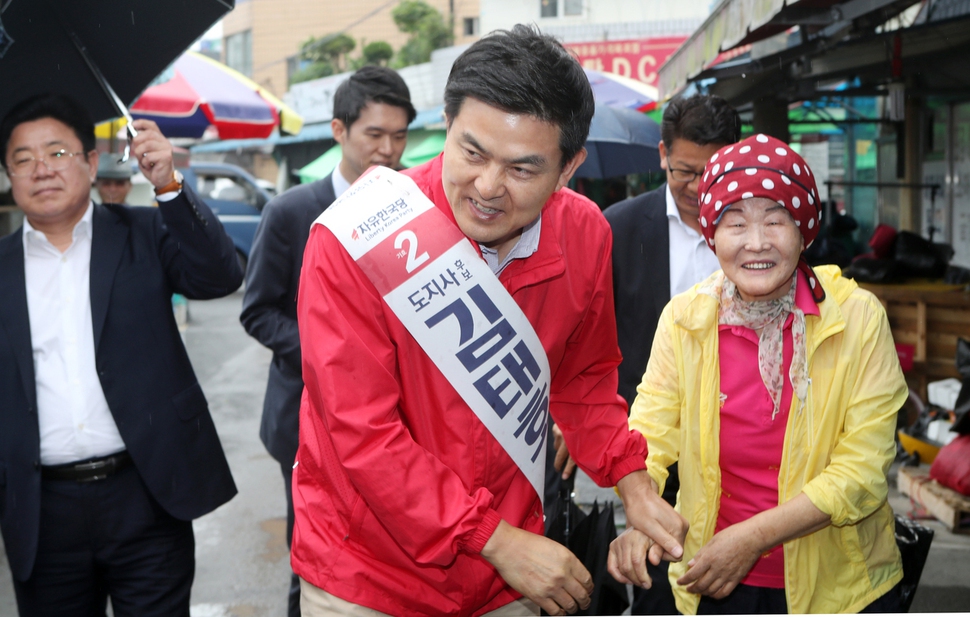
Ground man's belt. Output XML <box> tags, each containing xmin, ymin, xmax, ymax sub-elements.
<box><xmin>41</xmin><ymin>451</ymin><xmax>132</xmax><ymax>482</ymax></box>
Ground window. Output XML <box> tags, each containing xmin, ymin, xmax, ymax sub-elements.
<box><xmin>540</xmin><ymin>0</ymin><xmax>582</xmax><ymax>17</ymax></box>
<box><xmin>463</xmin><ymin>17</ymin><xmax>480</xmax><ymax>36</ymax></box>
<box><xmin>225</xmin><ymin>30</ymin><xmax>253</xmax><ymax>78</ymax></box>
<box><xmin>564</xmin><ymin>0</ymin><xmax>583</xmax><ymax>15</ymax></box>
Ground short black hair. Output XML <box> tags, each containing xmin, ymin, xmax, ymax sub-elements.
<box><xmin>661</xmin><ymin>94</ymin><xmax>740</xmax><ymax>151</ymax></box>
<box><xmin>444</xmin><ymin>24</ymin><xmax>594</xmax><ymax>168</ymax></box>
<box><xmin>1</xmin><ymin>94</ymin><xmax>96</xmax><ymax>163</ymax></box>
<box><xmin>332</xmin><ymin>66</ymin><xmax>417</xmax><ymax>130</ymax></box>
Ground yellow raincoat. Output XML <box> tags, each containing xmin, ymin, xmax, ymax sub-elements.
<box><xmin>630</xmin><ymin>265</ymin><xmax>906</xmax><ymax>614</ymax></box>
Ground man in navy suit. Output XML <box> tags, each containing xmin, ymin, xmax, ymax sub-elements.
<box><xmin>239</xmin><ymin>65</ymin><xmax>414</xmax><ymax>617</ymax></box>
<box><xmin>603</xmin><ymin>94</ymin><xmax>739</xmax><ymax>614</ymax></box>
<box><xmin>0</xmin><ymin>93</ymin><xmax>240</xmax><ymax>616</ymax></box>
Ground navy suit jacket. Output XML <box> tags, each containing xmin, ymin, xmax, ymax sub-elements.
<box><xmin>602</xmin><ymin>184</ymin><xmax>670</xmax><ymax>409</ymax></box>
<box><xmin>240</xmin><ymin>175</ymin><xmax>336</xmax><ymax>466</ymax></box>
<box><xmin>0</xmin><ymin>185</ymin><xmax>241</xmax><ymax>581</ymax></box>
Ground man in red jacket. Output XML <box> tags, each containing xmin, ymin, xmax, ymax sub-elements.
<box><xmin>292</xmin><ymin>25</ymin><xmax>687</xmax><ymax>617</ymax></box>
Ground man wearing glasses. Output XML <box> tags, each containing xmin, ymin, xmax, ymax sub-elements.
<box><xmin>0</xmin><ymin>94</ymin><xmax>240</xmax><ymax>616</ymax></box>
<box><xmin>602</xmin><ymin>94</ymin><xmax>739</xmax><ymax>615</ymax></box>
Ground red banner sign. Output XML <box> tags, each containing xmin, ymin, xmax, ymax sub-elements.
<box><xmin>564</xmin><ymin>37</ymin><xmax>688</xmax><ymax>87</ymax></box>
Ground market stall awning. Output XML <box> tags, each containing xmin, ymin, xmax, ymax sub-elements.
<box><xmin>658</xmin><ymin>0</ymin><xmax>852</xmax><ymax>99</ymax></box>
<box><xmin>700</xmin><ymin>7</ymin><xmax>970</xmax><ymax>106</ymax></box>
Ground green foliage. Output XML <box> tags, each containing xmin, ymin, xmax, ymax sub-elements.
<box><xmin>289</xmin><ymin>61</ymin><xmax>335</xmax><ymax>85</ymax></box>
<box><xmin>361</xmin><ymin>41</ymin><xmax>395</xmax><ymax>66</ymax></box>
<box><xmin>291</xmin><ymin>32</ymin><xmax>358</xmax><ymax>85</ymax></box>
<box><xmin>391</xmin><ymin>0</ymin><xmax>453</xmax><ymax>68</ymax></box>
<box><xmin>300</xmin><ymin>32</ymin><xmax>356</xmax><ymax>71</ymax></box>
<box><xmin>290</xmin><ymin>0</ymin><xmax>452</xmax><ymax>85</ymax></box>
<box><xmin>392</xmin><ymin>0</ymin><xmax>440</xmax><ymax>33</ymax></box>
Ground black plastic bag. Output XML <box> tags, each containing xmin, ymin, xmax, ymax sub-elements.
<box><xmin>894</xmin><ymin>231</ymin><xmax>953</xmax><ymax>279</ymax></box>
<box><xmin>895</xmin><ymin>514</ymin><xmax>935</xmax><ymax>612</ymax></box>
<box><xmin>843</xmin><ymin>257</ymin><xmax>900</xmax><ymax>283</ymax></box>
<box><xmin>944</xmin><ymin>264</ymin><xmax>970</xmax><ymax>285</ymax></box>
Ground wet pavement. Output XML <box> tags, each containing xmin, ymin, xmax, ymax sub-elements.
<box><xmin>1</xmin><ymin>289</ymin><xmax>968</xmax><ymax>614</ymax></box>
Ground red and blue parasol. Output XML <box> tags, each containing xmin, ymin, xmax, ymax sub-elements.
<box><xmin>584</xmin><ymin>68</ymin><xmax>659</xmax><ymax>113</ymax></box>
<box><xmin>131</xmin><ymin>51</ymin><xmax>302</xmax><ymax>139</ymax></box>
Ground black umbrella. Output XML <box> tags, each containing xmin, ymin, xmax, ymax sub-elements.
<box><xmin>544</xmin><ymin>474</ymin><xmax>630</xmax><ymax>616</ymax></box>
<box><xmin>0</xmin><ymin>0</ymin><xmax>233</xmax><ymax>155</ymax></box>
<box><xmin>895</xmin><ymin>514</ymin><xmax>934</xmax><ymax>612</ymax></box>
<box><xmin>576</xmin><ymin>104</ymin><xmax>661</xmax><ymax>179</ymax></box>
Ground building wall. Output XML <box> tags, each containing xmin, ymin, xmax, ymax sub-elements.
<box><xmin>481</xmin><ymin>0</ymin><xmax>711</xmax><ymax>36</ymax></box>
<box><xmin>222</xmin><ymin>0</ymin><xmax>480</xmax><ymax>98</ymax></box>
<box><xmin>286</xmin><ymin>44</ymin><xmax>468</xmax><ymax>124</ymax></box>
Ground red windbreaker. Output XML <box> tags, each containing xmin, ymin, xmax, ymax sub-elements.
<box><xmin>291</xmin><ymin>155</ymin><xmax>647</xmax><ymax>616</ymax></box>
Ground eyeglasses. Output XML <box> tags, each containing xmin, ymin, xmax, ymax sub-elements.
<box><xmin>6</xmin><ymin>148</ymin><xmax>86</xmax><ymax>177</ymax></box>
<box><xmin>666</xmin><ymin>157</ymin><xmax>703</xmax><ymax>183</ymax></box>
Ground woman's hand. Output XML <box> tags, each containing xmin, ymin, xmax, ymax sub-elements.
<box><xmin>675</xmin><ymin>523</ymin><xmax>763</xmax><ymax>599</ymax></box>
<box><xmin>616</xmin><ymin>471</ymin><xmax>688</xmax><ymax>563</ymax></box>
<box><xmin>608</xmin><ymin>527</ymin><xmax>655</xmax><ymax>589</ymax></box>
<box><xmin>676</xmin><ymin>493</ymin><xmax>830</xmax><ymax>599</ymax></box>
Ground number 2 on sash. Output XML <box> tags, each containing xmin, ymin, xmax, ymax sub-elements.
<box><xmin>394</xmin><ymin>230</ymin><xmax>430</xmax><ymax>273</ymax></box>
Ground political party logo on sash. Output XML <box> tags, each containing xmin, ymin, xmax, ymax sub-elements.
<box><xmin>315</xmin><ymin>166</ymin><xmax>551</xmax><ymax>502</ymax></box>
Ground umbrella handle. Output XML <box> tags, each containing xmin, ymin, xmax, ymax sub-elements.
<box><xmin>560</xmin><ymin>472</ymin><xmax>576</xmax><ymax>538</ymax></box>
<box><xmin>119</xmin><ymin>123</ymin><xmax>137</xmax><ymax>164</ymax></box>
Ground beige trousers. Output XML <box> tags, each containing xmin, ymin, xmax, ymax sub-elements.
<box><xmin>300</xmin><ymin>578</ymin><xmax>540</xmax><ymax>617</ymax></box>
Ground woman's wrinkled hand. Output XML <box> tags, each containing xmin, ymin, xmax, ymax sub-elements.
<box><xmin>675</xmin><ymin>523</ymin><xmax>763</xmax><ymax>599</ymax></box>
<box><xmin>607</xmin><ymin>527</ymin><xmax>655</xmax><ymax>589</ymax></box>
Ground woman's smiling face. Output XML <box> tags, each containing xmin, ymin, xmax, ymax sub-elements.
<box><xmin>713</xmin><ymin>197</ymin><xmax>804</xmax><ymax>302</ymax></box>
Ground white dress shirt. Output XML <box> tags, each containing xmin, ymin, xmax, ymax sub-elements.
<box><xmin>666</xmin><ymin>184</ymin><xmax>722</xmax><ymax>298</ymax></box>
<box><xmin>24</xmin><ymin>202</ymin><xmax>126</xmax><ymax>465</ymax></box>
<box><xmin>331</xmin><ymin>166</ymin><xmax>351</xmax><ymax>199</ymax></box>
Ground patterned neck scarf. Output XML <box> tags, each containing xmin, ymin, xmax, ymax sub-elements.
<box><xmin>717</xmin><ymin>273</ymin><xmax>809</xmax><ymax>419</ymax></box>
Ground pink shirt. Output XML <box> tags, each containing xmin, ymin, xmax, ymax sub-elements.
<box><xmin>715</xmin><ymin>272</ymin><xmax>819</xmax><ymax>588</ymax></box>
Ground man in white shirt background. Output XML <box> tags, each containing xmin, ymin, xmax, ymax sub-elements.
<box><xmin>0</xmin><ymin>93</ymin><xmax>241</xmax><ymax>616</ymax></box>
<box><xmin>602</xmin><ymin>94</ymin><xmax>740</xmax><ymax>615</ymax></box>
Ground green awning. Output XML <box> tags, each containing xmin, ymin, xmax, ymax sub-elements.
<box><xmin>400</xmin><ymin>131</ymin><xmax>446</xmax><ymax>168</ymax></box>
<box><xmin>297</xmin><ymin>129</ymin><xmax>447</xmax><ymax>184</ymax></box>
<box><xmin>297</xmin><ymin>144</ymin><xmax>342</xmax><ymax>184</ymax></box>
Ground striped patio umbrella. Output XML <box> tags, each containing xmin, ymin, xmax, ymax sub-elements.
<box><xmin>130</xmin><ymin>51</ymin><xmax>302</xmax><ymax>139</ymax></box>
<box><xmin>584</xmin><ymin>69</ymin><xmax>659</xmax><ymax>113</ymax></box>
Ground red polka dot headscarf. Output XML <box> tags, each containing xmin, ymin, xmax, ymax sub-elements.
<box><xmin>697</xmin><ymin>133</ymin><xmax>825</xmax><ymax>302</ymax></box>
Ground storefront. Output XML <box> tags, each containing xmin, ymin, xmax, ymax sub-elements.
<box><xmin>658</xmin><ymin>0</ymin><xmax>970</xmax><ymax>257</ymax></box>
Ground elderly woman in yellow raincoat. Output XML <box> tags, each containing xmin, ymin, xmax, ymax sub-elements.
<box><xmin>609</xmin><ymin>134</ymin><xmax>907</xmax><ymax>614</ymax></box>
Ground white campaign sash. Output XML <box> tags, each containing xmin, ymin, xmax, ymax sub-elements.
<box><xmin>314</xmin><ymin>166</ymin><xmax>551</xmax><ymax>503</ymax></box>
